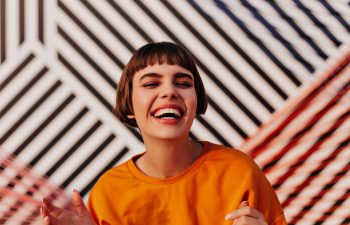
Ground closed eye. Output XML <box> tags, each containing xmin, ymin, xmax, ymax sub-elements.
<box><xmin>142</xmin><ymin>82</ymin><xmax>159</xmax><ymax>88</ymax></box>
<box><xmin>175</xmin><ymin>82</ymin><xmax>192</xmax><ymax>88</ymax></box>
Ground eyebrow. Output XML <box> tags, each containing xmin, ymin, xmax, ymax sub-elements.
<box><xmin>139</xmin><ymin>72</ymin><xmax>193</xmax><ymax>81</ymax></box>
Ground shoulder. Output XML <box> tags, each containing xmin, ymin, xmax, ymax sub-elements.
<box><xmin>90</xmin><ymin>160</ymin><xmax>132</xmax><ymax>192</ymax></box>
<box><xmin>202</xmin><ymin>141</ymin><xmax>256</xmax><ymax>168</ymax></box>
<box><xmin>200</xmin><ymin>141</ymin><xmax>266</xmax><ymax>180</ymax></box>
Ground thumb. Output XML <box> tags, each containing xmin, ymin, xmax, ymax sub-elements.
<box><xmin>239</xmin><ymin>201</ymin><xmax>249</xmax><ymax>208</ymax></box>
<box><xmin>72</xmin><ymin>189</ymin><xmax>88</xmax><ymax>217</ymax></box>
<box><xmin>224</xmin><ymin>201</ymin><xmax>250</xmax><ymax>220</ymax></box>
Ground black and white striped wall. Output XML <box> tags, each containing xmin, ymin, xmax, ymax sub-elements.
<box><xmin>1</xmin><ymin>1</ymin><xmax>349</xmax><ymax>224</ymax></box>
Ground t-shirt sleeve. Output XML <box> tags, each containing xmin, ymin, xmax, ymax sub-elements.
<box><xmin>247</xmin><ymin>157</ymin><xmax>288</xmax><ymax>225</ymax></box>
<box><xmin>87</xmin><ymin>185</ymin><xmax>100</xmax><ymax>225</ymax></box>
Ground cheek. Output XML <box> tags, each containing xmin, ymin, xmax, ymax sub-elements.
<box><xmin>132</xmin><ymin>89</ymin><xmax>153</xmax><ymax>116</ymax></box>
<box><xmin>186</xmin><ymin>92</ymin><xmax>198</xmax><ymax>114</ymax></box>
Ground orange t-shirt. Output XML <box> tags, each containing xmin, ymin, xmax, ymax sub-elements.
<box><xmin>87</xmin><ymin>141</ymin><xmax>287</xmax><ymax>225</ymax></box>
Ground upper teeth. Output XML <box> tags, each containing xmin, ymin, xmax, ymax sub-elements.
<box><xmin>154</xmin><ymin>108</ymin><xmax>181</xmax><ymax>117</ymax></box>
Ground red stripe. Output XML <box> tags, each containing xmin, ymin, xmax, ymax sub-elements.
<box><xmin>263</xmin><ymin>85</ymin><xmax>350</xmax><ymax>173</ymax></box>
<box><xmin>250</xmin><ymin>55</ymin><xmax>350</xmax><ymax>158</ymax></box>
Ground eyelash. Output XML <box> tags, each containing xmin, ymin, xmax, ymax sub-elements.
<box><xmin>176</xmin><ymin>82</ymin><xmax>192</xmax><ymax>88</ymax></box>
<box><xmin>142</xmin><ymin>82</ymin><xmax>193</xmax><ymax>88</ymax></box>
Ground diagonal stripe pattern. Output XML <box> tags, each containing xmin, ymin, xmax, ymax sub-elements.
<box><xmin>0</xmin><ymin>0</ymin><xmax>350</xmax><ymax>224</ymax></box>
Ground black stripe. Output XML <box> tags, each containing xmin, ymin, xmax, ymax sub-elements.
<box><xmin>0</xmin><ymin>80</ymin><xmax>61</xmax><ymax>145</ymax></box>
<box><xmin>162</xmin><ymin>0</ymin><xmax>275</xmax><ymax>113</ymax></box>
<box><xmin>19</xmin><ymin>0</ymin><xmax>25</xmax><ymax>44</ymax></box>
<box><xmin>61</xmin><ymin>133</ymin><xmax>116</xmax><ymax>188</ymax></box>
<box><xmin>0</xmin><ymin>0</ymin><xmax>5</xmax><ymax>63</ymax></box>
<box><xmin>208</xmin><ymin>97</ymin><xmax>248</xmax><ymax>139</ymax></box>
<box><xmin>38</xmin><ymin>0</ymin><xmax>44</xmax><ymax>43</ymax></box>
<box><xmin>267</xmin><ymin>0</ymin><xmax>328</xmax><ymax>60</ymax></box>
<box><xmin>13</xmin><ymin>94</ymin><xmax>75</xmax><ymax>156</ymax></box>
<box><xmin>189</xmin><ymin>131</ymin><xmax>198</xmax><ymax>141</ymax></box>
<box><xmin>196</xmin><ymin>116</ymin><xmax>231</xmax><ymax>147</ymax></box>
<box><xmin>80</xmin><ymin>0</ymin><xmax>135</xmax><ymax>52</ymax></box>
<box><xmin>80</xmin><ymin>147</ymin><xmax>129</xmax><ymax>197</ymax></box>
<box><xmin>293</xmin><ymin>0</ymin><xmax>341</xmax><ymax>47</ymax></box>
<box><xmin>28</xmin><ymin>107</ymin><xmax>89</xmax><ymax>166</ymax></box>
<box><xmin>340</xmin><ymin>215</ymin><xmax>350</xmax><ymax>225</ymax></box>
<box><xmin>0</xmin><ymin>54</ymin><xmax>35</xmax><ymax>91</ymax></box>
<box><xmin>241</xmin><ymin>0</ymin><xmax>315</xmax><ymax>73</ymax></box>
<box><xmin>267</xmin><ymin>104</ymin><xmax>349</xmax><ymax>176</ymax></box>
<box><xmin>105</xmin><ymin>0</ymin><xmax>153</xmax><ymax>42</ymax></box>
<box><xmin>1</xmin><ymin>67</ymin><xmax>48</xmax><ymax>116</ymax></box>
<box><xmin>58</xmin><ymin>0</ymin><xmax>124</xmax><ymax>68</ymax></box>
<box><xmin>214</xmin><ymin>0</ymin><xmax>301</xmax><ymax>86</ymax></box>
<box><xmin>45</xmin><ymin>121</ymin><xmax>102</xmax><ymax>177</ymax></box>
<box><xmin>134</xmin><ymin>0</ymin><xmax>261</xmax><ymax>127</ymax></box>
<box><xmin>58</xmin><ymin>52</ymin><xmax>141</xmax><ymax>142</ymax></box>
<box><xmin>188</xmin><ymin>0</ymin><xmax>289</xmax><ymax>100</ymax></box>
<box><xmin>58</xmin><ymin>26</ymin><xmax>117</xmax><ymax>88</ymax></box>
<box><xmin>58</xmin><ymin>53</ymin><xmax>113</xmax><ymax>110</ymax></box>
<box><xmin>319</xmin><ymin>0</ymin><xmax>350</xmax><ymax>33</ymax></box>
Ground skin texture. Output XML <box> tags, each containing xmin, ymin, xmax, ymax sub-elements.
<box><xmin>225</xmin><ymin>201</ymin><xmax>268</xmax><ymax>225</ymax></box>
<box><xmin>40</xmin><ymin>63</ymin><xmax>267</xmax><ymax>225</ymax></box>
<box><xmin>130</xmin><ymin>63</ymin><xmax>197</xmax><ymax>141</ymax></box>
<box><xmin>40</xmin><ymin>190</ymin><xmax>95</xmax><ymax>225</ymax></box>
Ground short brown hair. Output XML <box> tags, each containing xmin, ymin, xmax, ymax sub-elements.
<box><xmin>115</xmin><ymin>42</ymin><xmax>208</xmax><ymax>127</ymax></box>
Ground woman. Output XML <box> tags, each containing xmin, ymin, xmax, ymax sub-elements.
<box><xmin>41</xmin><ymin>42</ymin><xmax>287</xmax><ymax>225</ymax></box>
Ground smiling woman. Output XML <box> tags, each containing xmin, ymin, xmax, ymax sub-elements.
<box><xmin>40</xmin><ymin>42</ymin><xmax>287</xmax><ymax>225</ymax></box>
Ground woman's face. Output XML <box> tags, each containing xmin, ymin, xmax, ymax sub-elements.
<box><xmin>130</xmin><ymin>63</ymin><xmax>197</xmax><ymax>141</ymax></box>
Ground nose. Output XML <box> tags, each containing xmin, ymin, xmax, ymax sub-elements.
<box><xmin>160</xmin><ymin>83</ymin><xmax>178</xmax><ymax>99</ymax></box>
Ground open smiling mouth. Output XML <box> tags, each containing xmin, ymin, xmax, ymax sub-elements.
<box><xmin>153</xmin><ymin>108</ymin><xmax>183</xmax><ymax>120</ymax></box>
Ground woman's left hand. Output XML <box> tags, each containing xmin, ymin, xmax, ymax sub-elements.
<box><xmin>225</xmin><ymin>201</ymin><xmax>268</xmax><ymax>225</ymax></box>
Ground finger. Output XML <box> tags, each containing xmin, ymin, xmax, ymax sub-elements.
<box><xmin>225</xmin><ymin>206</ymin><xmax>262</xmax><ymax>220</ymax></box>
<box><xmin>41</xmin><ymin>201</ymin><xmax>52</xmax><ymax>222</ymax></box>
<box><xmin>238</xmin><ymin>201</ymin><xmax>249</xmax><ymax>208</ymax></box>
<box><xmin>225</xmin><ymin>201</ymin><xmax>249</xmax><ymax>220</ymax></box>
<box><xmin>43</xmin><ymin>198</ymin><xmax>62</xmax><ymax>217</ymax></box>
<box><xmin>72</xmin><ymin>189</ymin><xmax>88</xmax><ymax>217</ymax></box>
<box><xmin>43</xmin><ymin>215</ymin><xmax>50</xmax><ymax>225</ymax></box>
<box><xmin>234</xmin><ymin>215</ymin><xmax>267</xmax><ymax>225</ymax></box>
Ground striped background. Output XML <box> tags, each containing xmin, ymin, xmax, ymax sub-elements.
<box><xmin>0</xmin><ymin>0</ymin><xmax>349</xmax><ymax>224</ymax></box>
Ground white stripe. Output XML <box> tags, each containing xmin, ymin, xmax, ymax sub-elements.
<box><xmin>60</xmin><ymin>0</ymin><xmax>131</xmax><ymax>64</ymax></box>
<box><xmin>191</xmin><ymin>118</ymin><xmax>221</xmax><ymax>144</ymax></box>
<box><xmin>302</xmin><ymin>1</ymin><xmax>350</xmax><ymax>44</ymax></box>
<box><xmin>14</xmin><ymin>95</ymin><xmax>83</xmax><ymax>167</ymax></box>
<box><xmin>58</xmin><ymin>34</ymin><xmax>115</xmax><ymax>105</ymax></box>
<box><xmin>0</xmin><ymin>58</ymin><xmax>43</xmax><ymax>111</ymax></box>
<box><xmin>87</xmin><ymin>0</ymin><xmax>147</xmax><ymax>48</ymax></box>
<box><xmin>0</xmin><ymin>74</ymin><xmax>57</xmax><ymax>143</ymax></box>
<box><xmin>50</xmin><ymin>126</ymin><xmax>111</xmax><ymax>185</ymax></box>
<box><xmin>57</xmin><ymin>9</ymin><xmax>122</xmax><ymax>81</ymax></box>
<box><xmin>33</xmin><ymin>112</ymin><xmax>97</xmax><ymax>180</ymax></box>
<box><xmin>6</xmin><ymin>0</ymin><xmax>19</xmax><ymax>59</ymax></box>
<box><xmin>194</xmin><ymin>0</ymin><xmax>299</xmax><ymax>96</ymax></box>
<box><xmin>25</xmin><ymin>0</ymin><xmax>38</xmax><ymax>44</ymax></box>
<box><xmin>204</xmin><ymin>104</ymin><xmax>245</xmax><ymax>146</ymax></box>
<box><xmin>65</xmin><ymin>137</ymin><xmax>124</xmax><ymax>193</ymax></box>
<box><xmin>168</xmin><ymin>0</ymin><xmax>285</xmax><ymax>110</ymax></box>
<box><xmin>249</xmin><ymin>0</ymin><xmax>325</xmax><ymax>68</ymax></box>
<box><xmin>199</xmin><ymin>69</ymin><xmax>258</xmax><ymax>135</ymax></box>
<box><xmin>225</xmin><ymin>1</ymin><xmax>311</xmax><ymax>81</ymax></box>
<box><xmin>276</xmin><ymin>0</ymin><xmax>340</xmax><ymax>56</ymax></box>
<box><xmin>114</xmin><ymin>0</ymin><xmax>171</xmax><ymax>42</ymax></box>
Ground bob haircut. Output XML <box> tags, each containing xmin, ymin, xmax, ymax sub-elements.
<box><xmin>115</xmin><ymin>42</ymin><xmax>208</xmax><ymax>127</ymax></box>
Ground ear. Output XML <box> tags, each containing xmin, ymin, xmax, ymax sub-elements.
<box><xmin>127</xmin><ymin>114</ymin><xmax>135</xmax><ymax>119</ymax></box>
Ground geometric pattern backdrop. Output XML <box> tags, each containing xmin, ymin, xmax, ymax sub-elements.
<box><xmin>0</xmin><ymin>0</ymin><xmax>349</xmax><ymax>224</ymax></box>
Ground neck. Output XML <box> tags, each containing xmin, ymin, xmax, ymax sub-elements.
<box><xmin>136</xmin><ymin>137</ymin><xmax>202</xmax><ymax>179</ymax></box>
